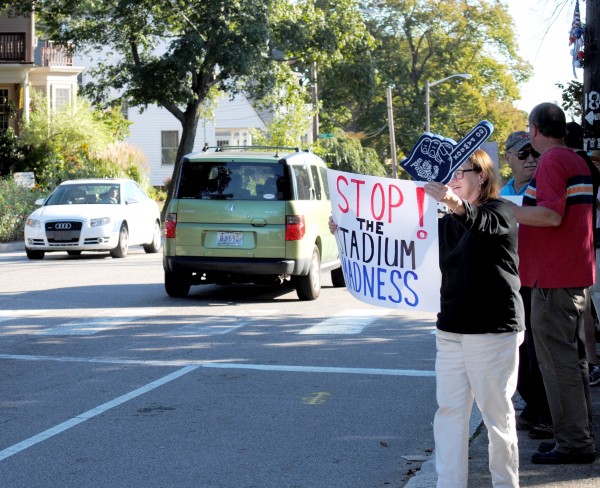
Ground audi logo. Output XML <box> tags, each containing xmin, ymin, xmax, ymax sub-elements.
<box><xmin>54</xmin><ymin>223</ymin><xmax>72</xmax><ymax>230</ymax></box>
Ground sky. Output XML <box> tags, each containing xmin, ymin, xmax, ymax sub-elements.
<box><xmin>507</xmin><ymin>0</ymin><xmax>582</xmax><ymax>113</ymax></box>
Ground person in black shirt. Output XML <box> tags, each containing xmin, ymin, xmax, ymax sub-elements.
<box><xmin>424</xmin><ymin>149</ymin><xmax>525</xmax><ymax>488</ymax></box>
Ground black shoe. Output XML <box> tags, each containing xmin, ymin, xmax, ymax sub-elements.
<box><xmin>531</xmin><ymin>449</ymin><xmax>596</xmax><ymax>464</ymax></box>
<box><xmin>529</xmin><ymin>423</ymin><xmax>554</xmax><ymax>439</ymax></box>
<box><xmin>538</xmin><ymin>441</ymin><xmax>556</xmax><ymax>453</ymax></box>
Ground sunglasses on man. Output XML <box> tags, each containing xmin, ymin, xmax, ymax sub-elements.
<box><xmin>515</xmin><ymin>148</ymin><xmax>540</xmax><ymax>160</ymax></box>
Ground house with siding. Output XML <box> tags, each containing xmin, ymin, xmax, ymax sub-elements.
<box><xmin>119</xmin><ymin>94</ymin><xmax>271</xmax><ymax>186</ymax></box>
<box><xmin>0</xmin><ymin>9</ymin><xmax>82</xmax><ymax>132</ymax></box>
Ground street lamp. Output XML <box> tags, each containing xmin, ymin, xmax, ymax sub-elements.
<box><xmin>425</xmin><ymin>73</ymin><xmax>472</xmax><ymax>132</ymax></box>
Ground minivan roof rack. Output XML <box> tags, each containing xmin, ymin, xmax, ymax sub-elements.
<box><xmin>201</xmin><ymin>145</ymin><xmax>304</xmax><ymax>157</ymax></box>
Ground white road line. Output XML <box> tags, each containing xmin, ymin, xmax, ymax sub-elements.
<box><xmin>40</xmin><ymin>308</ymin><xmax>166</xmax><ymax>336</ymax></box>
<box><xmin>298</xmin><ymin>309</ymin><xmax>391</xmax><ymax>335</ymax></box>
<box><xmin>0</xmin><ymin>353</ymin><xmax>435</xmax><ymax>377</ymax></box>
<box><xmin>170</xmin><ymin>308</ymin><xmax>266</xmax><ymax>336</ymax></box>
<box><xmin>0</xmin><ymin>365</ymin><xmax>199</xmax><ymax>462</ymax></box>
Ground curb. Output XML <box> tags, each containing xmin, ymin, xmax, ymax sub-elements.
<box><xmin>406</xmin><ymin>404</ymin><xmax>483</xmax><ymax>487</ymax></box>
<box><xmin>0</xmin><ymin>241</ymin><xmax>24</xmax><ymax>252</ymax></box>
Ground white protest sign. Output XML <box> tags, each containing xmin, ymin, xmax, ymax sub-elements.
<box><xmin>327</xmin><ymin>169</ymin><xmax>441</xmax><ymax>313</ymax></box>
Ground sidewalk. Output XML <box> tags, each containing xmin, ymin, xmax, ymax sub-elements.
<box><xmin>0</xmin><ymin>241</ymin><xmax>24</xmax><ymax>252</ymax></box>
<box><xmin>408</xmin><ymin>361</ymin><xmax>600</xmax><ymax>487</ymax></box>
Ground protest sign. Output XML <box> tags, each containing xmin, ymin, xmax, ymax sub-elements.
<box><xmin>327</xmin><ymin>169</ymin><xmax>441</xmax><ymax>313</ymax></box>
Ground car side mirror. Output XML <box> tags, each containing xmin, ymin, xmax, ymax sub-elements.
<box><xmin>35</xmin><ymin>198</ymin><xmax>45</xmax><ymax>207</ymax></box>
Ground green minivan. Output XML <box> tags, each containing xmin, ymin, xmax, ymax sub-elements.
<box><xmin>163</xmin><ymin>146</ymin><xmax>345</xmax><ymax>300</ymax></box>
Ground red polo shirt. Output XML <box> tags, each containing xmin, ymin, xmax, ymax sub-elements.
<box><xmin>518</xmin><ymin>146</ymin><xmax>595</xmax><ymax>288</ymax></box>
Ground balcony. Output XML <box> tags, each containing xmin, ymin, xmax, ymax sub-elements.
<box><xmin>0</xmin><ymin>32</ymin><xmax>26</xmax><ymax>63</ymax></box>
<box><xmin>40</xmin><ymin>40</ymin><xmax>73</xmax><ymax>67</ymax></box>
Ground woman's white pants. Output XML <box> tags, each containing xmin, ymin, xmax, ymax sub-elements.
<box><xmin>434</xmin><ymin>330</ymin><xmax>523</xmax><ymax>488</ymax></box>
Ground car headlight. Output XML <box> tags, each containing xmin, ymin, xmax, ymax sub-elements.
<box><xmin>26</xmin><ymin>218</ymin><xmax>41</xmax><ymax>228</ymax></box>
<box><xmin>90</xmin><ymin>217</ymin><xmax>112</xmax><ymax>227</ymax></box>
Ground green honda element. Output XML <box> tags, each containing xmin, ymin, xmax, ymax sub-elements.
<box><xmin>162</xmin><ymin>146</ymin><xmax>345</xmax><ymax>300</ymax></box>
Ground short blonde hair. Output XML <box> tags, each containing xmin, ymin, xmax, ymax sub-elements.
<box><xmin>467</xmin><ymin>149</ymin><xmax>500</xmax><ymax>204</ymax></box>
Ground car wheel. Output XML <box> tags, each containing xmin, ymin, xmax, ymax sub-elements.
<box><xmin>67</xmin><ymin>251</ymin><xmax>82</xmax><ymax>256</ymax></box>
<box><xmin>110</xmin><ymin>224</ymin><xmax>129</xmax><ymax>258</ymax></box>
<box><xmin>294</xmin><ymin>245</ymin><xmax>321</xmax><ymax>301</ymax></box>
<box><xmin>143</xmin><ymin>220</ymin><xmax>162</xmax><ymax>253</ymax></box>
<box><xmin>26</xmin><ymin>248</ymin><xmax>45</xmax><ymax>260</ymax></box>
<box><xmin>165</xmin><ymin>271</ymin><xmax>191</xmax><ymax>298</ymax></box>
<box><xmin>331</xmin><ymin>267</ymin><xmax>346</xmax><ymax>287</ymax></box>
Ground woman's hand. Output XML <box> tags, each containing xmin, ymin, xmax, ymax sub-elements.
<box><xmin>328</xmin><ymin>215</ymin><xmax>338</xmax><ymax>234</ymax></box>
<box><xmin>424</xmin><ymin>182</ymin><xmax>463</xmax><ymax>214</ymax></box>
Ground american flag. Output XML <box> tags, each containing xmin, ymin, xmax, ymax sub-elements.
<box><xmin>570</xmin><ymin>0</ymin><xmax>584</xmax><ymax>76</ymax></box>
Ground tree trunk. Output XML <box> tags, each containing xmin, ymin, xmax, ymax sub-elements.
<box><xmin>583</xmin><ymin>0</ymin><xmax>600</xmax><ymax>152</ymax></box>
<box><xmin>161</xmin><ymin>102</ymin><xmax>201</xmax><ymax>222</ymax></box>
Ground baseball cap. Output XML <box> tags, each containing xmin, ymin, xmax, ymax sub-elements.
<box><xmin>505</xmin><ymin>131</ymin><xmax>531</xmax><ymax>152</ymax></box>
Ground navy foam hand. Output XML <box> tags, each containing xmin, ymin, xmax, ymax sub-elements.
<box><xmin>400</xmin><ymin>121</ymin><xmax>494</xmax><ymax>184</ymax></box>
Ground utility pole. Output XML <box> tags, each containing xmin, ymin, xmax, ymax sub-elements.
<box><xmin>387</xmin><ymin>86</ymin><xmax>398</xmax><ymax>179</ymax></box>
<box><xmin>311</xmin><ymin>61</ymin><xmax>319</xmax><ymax>143</ymax></box>
<box><xmin>583</xmin><ymin>0</ymin><xmax>600</xmax><ymax>152</ymax></box>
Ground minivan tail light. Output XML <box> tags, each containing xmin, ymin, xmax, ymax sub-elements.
<box><xmin>286</xmin><ymin>215</ymin><xmax>305</xmax><ymax>241</ymax></box>
<box><xmin>165</xmin><ymin>213</ymin><xmax>177</xmax><ymax>238</ymax></box>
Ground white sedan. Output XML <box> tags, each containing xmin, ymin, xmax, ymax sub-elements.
<box><xmin>24</xmin><ymin>178</ymin><xmax>162</xmax><ymax>259</ymax></box>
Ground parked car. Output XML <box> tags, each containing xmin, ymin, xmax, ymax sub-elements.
<box><xmin>24</xmin><ymin>178</ymin><xmax>162</xmax><ymax>259</ymax></box>
<box><xmin>163</xmin><ymin>146</ymin><xmax>345</xmax><ymax>300</ymax></box>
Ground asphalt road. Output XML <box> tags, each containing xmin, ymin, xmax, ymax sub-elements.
<box><xmin>0</xmin><ymin>247</ymin><xmax>438</xmax><ymax>488</ymax></box>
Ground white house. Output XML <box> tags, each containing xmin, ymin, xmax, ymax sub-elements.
<box><xmin>122</xmin><ymin>94</ymin><xmax>271</xmax><ymax>186</ymax></box>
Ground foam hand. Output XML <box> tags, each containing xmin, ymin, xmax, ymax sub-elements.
<box><xmin>400</xmin><ymin>121</ymin><xmax>494</xmax><ymax>184</ymax></box>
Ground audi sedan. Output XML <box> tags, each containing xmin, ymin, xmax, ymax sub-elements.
<box><xmin>24</xmin><ymin>178</ymin><xmax>162</xmax><ymax>259</ymax></box>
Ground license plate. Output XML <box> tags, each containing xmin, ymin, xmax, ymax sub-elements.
<box><xmin>217</xmin><ymin>231</ymin><xmax>243</xmax><ymax>246</ymax></box>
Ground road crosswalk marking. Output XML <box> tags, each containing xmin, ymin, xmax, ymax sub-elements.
<box><xmin>298</xmin><ymin>309</ymin><xmax>391</xmax><ymax>335</ymax></box>
<box><xmin>0</xmin><ymin>308</ymin><xmax>391</xmax><ymax>336</ymax></box>
<box><xmin>37</xmin><ymin>308</ymin><xmax>166</xmax><ymax>336</ymax></box>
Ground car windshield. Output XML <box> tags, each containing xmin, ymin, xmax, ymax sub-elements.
<box><xmin>44</xmin><ymin>184</ymin><xmax>121</xmax><ymax>205</ymax></box>
<box><xmin>177</xmin><ymin>161</ymin><xmax>289</xmax><ymax>200</ymax></box>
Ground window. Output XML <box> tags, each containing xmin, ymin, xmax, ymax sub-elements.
<box><xmin>54</xmin><ymin>87</ymin><xmax>71</xmax><ymax>112</ymax></box>
<box><xmin>292</xmin><ymin>164</ymin><xmax>313</xmax><ymax>200</ymax></box>
<box><xmin>216</xmin><ymin>131</ymin><xmax>230</xmax><ymax>147</ymax></box>
<box><xmin>161</xmin><ymin>131</ymin><xmax>179</xmax><ymax>165</ymax></box>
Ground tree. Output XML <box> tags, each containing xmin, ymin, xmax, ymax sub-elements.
<box><xmin>557</xmin><ymin>80</ymin><xmax>584</xmax><ymax>120</ymax></box>
<box><xmin>316</xmin><ymin>0</ymin><xmax>532</xmax><ymax>163</ymax></box>
<box><xmin>2</xmin><ymin>0</ymin><xmax>373</xmax><ymax>207</ymax></box>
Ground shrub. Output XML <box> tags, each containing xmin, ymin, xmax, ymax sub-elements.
<box><xmin>19</xmin><ymin>91</ymin><xmax>144</xmax><ymax>190</ymax></box>
<box><xmin>0</xmin><ymin>129</ymin><xmax>27</xmax><ymax>177</ymax></box>
<box><xmin>0</xmin><ymin>177</ymin><xmax>45</xmax><ymax>242</ymax></box>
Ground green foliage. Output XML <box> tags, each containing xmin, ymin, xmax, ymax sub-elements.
<box><xmin>313</xmin><ymin>130</ymin><xmax>387</xmax><ymax>176</ymax></box>
<box><xmin>316</xmin><ymin>0</ymin><xmax>531</xmax><ymax>162</ymax></box>
<box><xmin>19</xmin><ymin>91</ymin><xmax>145</xmax><ymax>190</ymax></box>
<box><xmin>557</xmin><ymin>80</ymin><xmax>584</xmax><ymax>120</ymax></box>
<box><xmin>251</xmin><ymin>64</ymin><xmax>315</xmax><ymax>147</ymax></box>
<box><xmin>0</xmin><ymin>177</ymin><xmax>45</xmax><ymax>242</ymax></box>
<box><xmin>0</xmin><ymin>129</ymin><xmax>27</xmax><ymax>176</ymax></box>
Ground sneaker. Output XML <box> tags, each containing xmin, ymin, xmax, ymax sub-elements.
<box><xmin>516</xmin><ymin>415</ymin><xmax>534</xmax><ymax>431</ymax></box>
<box><xmin>589</xmin><ymin>364</ymin><xmax>600</xmax><ymax>386</ymax></box>
<box><xmin>538</xmin><ymin>441</ymin><xmax>556</xmax><ymax>453</ymax></box>
<box><xmin>529</xmin><ymin>423</ymin><xmax>554</xmax><ymax>439</ymax></box>
<box><xmin>531</xmin><ymin>449</ymin><xmax>596</xmax><ymax>464</ymax></box>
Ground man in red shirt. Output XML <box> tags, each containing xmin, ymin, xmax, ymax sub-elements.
<box><xmin>514</xmin><ymin>103</ymin><xmax>596</xmax><ymax>464</ymax></box>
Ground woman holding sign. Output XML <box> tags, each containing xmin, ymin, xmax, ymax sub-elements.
<box><xmin>424</xmin><ymin>149</ymin><xmax>525</xmax><ymax>488</ymax></box>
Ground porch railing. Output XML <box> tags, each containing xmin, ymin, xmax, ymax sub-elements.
<box><xmin>0</xmin><ymin>32</ymin><xmax>26</xmax><ymax>63</ymax></box>
<box><xmin>41</xmin><ymin>40</ymin><xmax>73</xmax><ymax>67</ymax></box>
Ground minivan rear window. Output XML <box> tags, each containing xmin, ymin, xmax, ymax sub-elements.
<box><xmin>177</xmin><ymin>161</ymin><xmax>288</xmax><ymax>200</ymax></box>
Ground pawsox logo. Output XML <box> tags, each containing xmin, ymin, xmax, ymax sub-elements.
<box><xmin>400</xmin><ymin>121</ymin><xmax>494</xmax><ymax>184</ymax></box>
